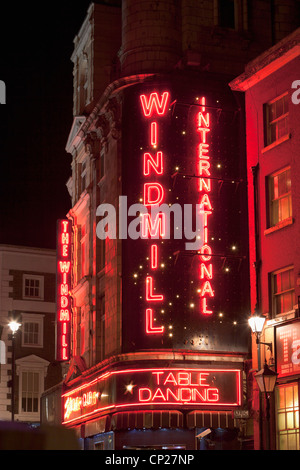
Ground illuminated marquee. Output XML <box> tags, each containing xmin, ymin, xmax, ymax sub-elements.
<box><xmin>140</xmin><ymin>91</ymin><xmax>170</xmax><ymax>334</ymax></box>
<box><xmin>62</xmin><ymin>367</ymin><xmax>241</xmax><ymax>424</ymax></box>
<box><xmin>56</xmin><ymin>219</ymin><xmax>72</xmax><ymax>361</ymax></box>
<box><xmin>197</xmin><ymin>97</ymin><xmax>214</xmax><ymax>315</ymax></box>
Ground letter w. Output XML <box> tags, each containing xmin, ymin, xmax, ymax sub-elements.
<box><xmin>140</xmin><ymin>92</ymin><xmax>170</xmax><ymax>117</ymax></box>
<box><xmin>59</xmin><ymin>261</ymin><xmax>70</xmax><ymax>273</ymax></box>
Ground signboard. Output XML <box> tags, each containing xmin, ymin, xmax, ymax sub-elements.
<box><xmin>62</xmin><ymin>367</ymin><xmax>241</xmax><ymax>425</ymax></box>
<box><xmin>56</xmin><ymin>219</ymin><xmax>72</xmax><ymax>362</ymax></box>
<box><xmin>276</xmin><ymin>321</ymin><xmax>300</xmax><ymax>378</ymax></box>
<box><xmin>121</xmin><ymin>78</ymin><xmax>249</xmax><ymax>353</ymax></box>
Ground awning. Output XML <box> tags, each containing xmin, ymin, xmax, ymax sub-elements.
<box><xmin>82</xmin><ymin>410</ymin><xmax>236</xmax><ymax>437</ymax></box>
<box><xmin>186</xmin><ymin>410</ymin><xmax>235</xmax><ymax>429</ymax></box>
<box><xmin>110</xmin><ymin>410</ymin><xmax>184</xmax><ymax>430</ymax></box>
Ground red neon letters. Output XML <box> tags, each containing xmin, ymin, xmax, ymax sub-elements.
<box><xmin>140</xmin><ymin>90</ymin><xmax>170</xmax><ymax>334</ymax></box>
<box><xmin>62</xmin><ymin>367</ymin><xmax>241</xmax><ymax>423</ymax></box>
<box><xmin>138</xmin><ymin>370</ymin><xmax>219</xmax><ymax>403</ymax></box>
<box><xmin>56</xmin><ymin>219</ymin><xmax>72</xmax><ymax>361</ymax></box>
<box><xmin>197</xmin><ymin>98</ymin><xmax>214</xmax><ymax>315</ymax></box>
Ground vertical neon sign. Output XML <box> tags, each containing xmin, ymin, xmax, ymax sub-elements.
<box><xmin>197</xmin><ymin>98</ymin><xmax>214</xmax><ymax>315</ymax></box>
<box><xmin>140</xmin><ymin>91</ymin><xmax>170</xmax><ymax>334</ymax></box>
<box><xmin>56</xmin><ymin>219</ymin><xmax>72</xmax><ymax>361</ymax></box>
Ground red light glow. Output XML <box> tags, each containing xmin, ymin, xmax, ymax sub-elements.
<box><xmin>197</xmin><ymin>98</ymin><xmax>213</xmax><ymax>315</ymax></box>
<box><xmin>143</xmin><ymin>151</ymin><xmax>164</xmax><ymax>176</ymax></box>
<box><xmin>62</xmin><ymin>367</ymin><xmax>241</xmax><ymax>424</ymax></box>
<box><xmin>140</xmin><ymin>91</ymin><xmax>170</xmax><ymax>117</ymax></box>
<box><xmin>56</xmin><ymin>219</ymin><xmax>72</xmax><ymax>361</ymax></box>
<box><xmin>144</xmin><ymin>182</ymin><xmax>165</xmax><ymax>206</ymax></box>
<box><xmin>140</xmin><ymin>91</ymin><xmax>170</xmax><ymax>334</ymax></box>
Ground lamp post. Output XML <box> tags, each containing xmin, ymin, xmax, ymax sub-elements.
<box><xmin>8</xmin><ymin>321</ymin><xmax>21</xmax><ymax>421</ymax></box>
<box><xmin>255</xmin><ymin>361</ymin><xmax>278</xmax><ymax>450</ymax></box>
<box><xmin>248</xmin><ymin>314</ymin><xmax>276</xmax><ymax>450</ymax></box>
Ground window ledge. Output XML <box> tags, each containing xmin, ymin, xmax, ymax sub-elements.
<box><xmin>267</xmin><ymin>310</ymin><xmax>296</xmax><ymax>326</ymax></box>
<box><xmin>264</xmin><ymin>216</ymin><xmax>293</xmax><ymax>235</ymax></box>
<box><xmin>261</xmin><ymin>133</ymin><xmax>290</xmax><ymax>154</ymax></box>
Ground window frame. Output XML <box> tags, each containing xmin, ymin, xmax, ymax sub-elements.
<box><xmin>267</xmin><ymin>166</ymin><xmax>292</xmax><ymax>229</ymax></box>
<box><xmin>276</xmin><ymin>383</ymin><xmax>299</xmax><ymax>450</ymax></box>
<box><xmin>270</xmin><ymin>266</ymin><xmax>295</xmax><ymax>318</ymax></box>
<box><xmin>21</xmin><ymin>313</ymin><xmax>44</xmax><ymax>348</ymax></box>
<box><xmin>264</xmin><ymin>92</ymin><xmax>289</xmax><ymax>148</ymax></box>
<box><xmin>22</xmin><ymin>274</ymin><xmax>44</xmax><ymax>301</ymax></box>
<box><xmin>15</xmin><ymin>355</ymin><xmax>49</xmax><ymax>422</ymax></box>
<box><xmin>214</xmin><ymin>0</ymin><xmax>248</xmax><ymax>31</ymax></box>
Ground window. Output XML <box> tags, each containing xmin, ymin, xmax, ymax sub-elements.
<box><xmin>21</xmin><ymin>313</ymin><xmax>44</xmax><ymax>348</ymax></box>
<box><xmin>276</xmin><ymin>383</ymin><xmax>299</xmax><ymax>450</ymax></box>
<box><xmin>21</xmin><ymin>371</ymin><xmax>40</xmax><ymax>413</ymax></box>
<box><xmin>16</xmin><ymin>355</ymin><xmax>49</xmax><ymax>421</ymax></box>
<box><xmin>214</xmin><ymin>0</ymin><xmax>248</xmax><ymax>31</ymax></box>
<box><xmin>268</xmin><ymin>167</ymin><xmax>292</xmax><ymax>227</ymax></box>
<box><xmin>23</xmin><ymin>275</ymin><xmax>44</xmax><ymax>300</ymax></box>
<box><xmin>264</xmin><ymin>93</ymin><xmax>289</xmax><ymax>147</ymax></box>
<box><xmin>271</xmin><ymin>266</ymin><xmax>295</xmax><ymax>317</ymax></box>
<box><xmin>219</xmin><ymin>0</ymin><xmax>235</xmax><ymax>28</ymax></box>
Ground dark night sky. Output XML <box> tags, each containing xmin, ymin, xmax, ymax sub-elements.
<box><xmin>0</xmin><ymin>1</ymin><xmax>94</xmax><ymax>249</ymax></box>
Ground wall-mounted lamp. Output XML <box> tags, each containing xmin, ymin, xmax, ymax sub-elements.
<box><xmin>248</xmin><ymin>314</ymin><xmax>273</xmax><ymax>353</ymax></box>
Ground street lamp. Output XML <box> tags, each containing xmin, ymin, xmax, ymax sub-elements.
<box><xmin>248</xmin><ymin>314</ymin><xmax>274</xmax><ymax>450</ymax></box>
<box><xmin>248</xmin><ymin>314</ymin><xmax>273</xmax><ymax>354</ymax></box>
<box><xmin>255</xmin><ymin>361</ymin><xmax>278</xmax><ymax>450</ymax></box>
<box><xmin>8</xmin><ymin>320</ymin><xmax>21</xmax><ymax>421</ymax></box>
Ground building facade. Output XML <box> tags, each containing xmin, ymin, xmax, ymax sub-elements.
<box><xmin>0</xmin><ymin>244</ymin><xmax>61</xmax><ymax>424</ymax></box>
<box><xmin>230</xmin><ymin>27</ymin><xmax>300</xmax><ymax>450</ymax></box>
<box><xmin>41</xmin><ymin>1</ymin><xmax>299</xmax><ymax>450</ymax></box>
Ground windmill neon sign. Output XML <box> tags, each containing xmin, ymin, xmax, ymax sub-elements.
<box><xmin>56</xmin><ymin>219</ymin><xmax>72</xmax><ymax>361</ymax></box>
<box><xmin>140</xmin><ymin>91</ymin><xmax>170</xmax><ymax>334</ymax></box>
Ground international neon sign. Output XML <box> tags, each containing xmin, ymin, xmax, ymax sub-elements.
<box><xmin>140</xmin><ymin>91</ymin><xmax>170</xmax><ymax>334</ymax></box>
<box><xmin>62</xmin><ymin>367</ymin><xmax>241</xmax><ymax>424</ymax></box>
<box><xmin>56</xmin><ymin>219</ymin><xmax>72</xmax><ymax>361</ymax></box>
<box><xmin>197</xmin><ymin>97</ymin><xmax>214</xmax><ymax>315</ymax></box>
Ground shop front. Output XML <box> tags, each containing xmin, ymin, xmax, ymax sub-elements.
<box><xmin>61</xmin><ymin>357</ymin><xmax>245</xmax><ymax>450</ymax></box>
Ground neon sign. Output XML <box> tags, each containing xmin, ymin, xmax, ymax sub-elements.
<box><xmin>276</xmin><ymin>322</ymin><xmax>300</xmax><ymax>378</ymax></box>
<box><xmin>140</xmin><ymin>91</ymin><xmax>170</xmax><ymax>334</ymax></box>
<box><xmin>197</xmin><ymin>97</ymin><xmax>214</xmax><ymax>315</ymax></box>
<box><xmin>56</xmin><ymin>219</ymin><xmax>72</xmax><ymax>361</ymax></box>
<box><xmin>62</xmin><ymin>367</ymin><xmax>241</xmax><ymax>424</ymax></box>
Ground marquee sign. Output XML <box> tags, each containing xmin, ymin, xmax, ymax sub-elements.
<box><xmin>56</xmin><ymin>219</ymin><xmax>72</xmax><ymax>362</ymax></box>
<box><xmin>62</xmin><ymin>367</ymin><xmax>241</xmax><ymax>424</ymax></box>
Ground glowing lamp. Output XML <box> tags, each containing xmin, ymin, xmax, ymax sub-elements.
<box><xmin>9</xmin><ymin>321</ymin><xmax>21</xmax><ymax>335</ymax></box>
<box><xmin>248</xmin><ymin>315</ymin><xmax>266</xmax><ymax>336</ymax></box>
